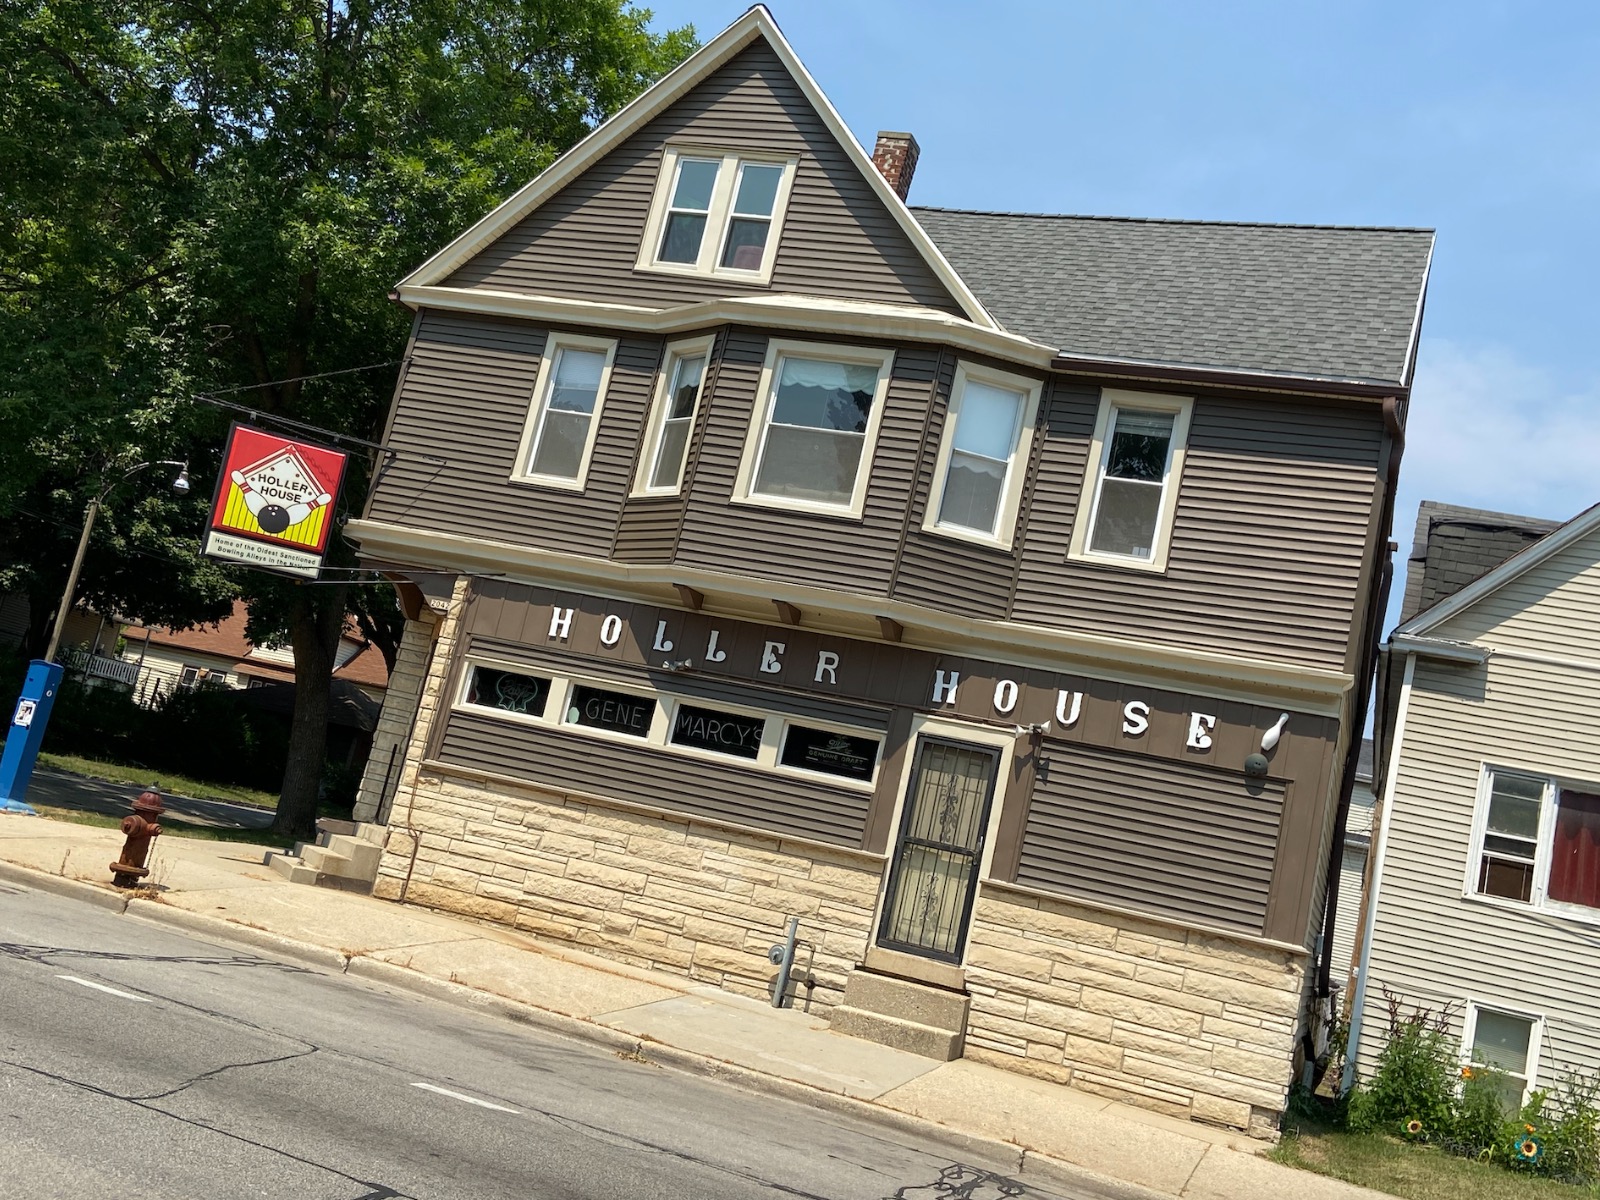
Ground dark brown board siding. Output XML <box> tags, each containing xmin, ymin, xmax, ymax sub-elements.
<box><xmin>438</xmin><ymin>710</ymin><xmax>872</xmax><ymax>847</ymax></box>
<box><xmin>672</xmin><ymin>328</ymin><xmax>936</xmax><ymax>593</ymax></box>
<box><xmin>1012</xmin><ymin>384</ymin><xmax>1382</xmax><ymax>670</ymax></box>
<box><xmin>444</xmin><ymin>42</ymin><xmax>962</xmax><ymax>315</ymax></box>
<box><xmin>367</xmin><ymin>310</ymin><xmax>662</xmax><ymax>557</ymax></box>
<box><xmin>1016</xmin><ymin>742</ymin><xmax>1285</xmax><ymax>935</ymax></box>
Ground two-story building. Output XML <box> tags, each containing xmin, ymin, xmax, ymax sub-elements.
<box><xmin>344</xmin><ymin>7</ymin><xmax>1433</xmax><ymax>1135</ymax></box>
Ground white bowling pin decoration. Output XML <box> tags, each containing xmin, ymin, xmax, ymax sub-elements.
<box><xmin>1261</xmin><ymin>713</ymin><xmax>1290</xmax><ymax>753</ymax></box>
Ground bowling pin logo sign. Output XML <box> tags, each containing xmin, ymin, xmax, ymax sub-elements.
<box><xmin>203</xmin><ymin>424</ymin><xmax>348</xmax><ymax>579</ymax></box>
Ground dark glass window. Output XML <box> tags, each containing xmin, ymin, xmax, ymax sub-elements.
<box><xmin>465</xmin><ymin>667</ymin><xmax>551</xmax><ymax>717</ymax></box>
<box><xmin>670</xmin><ymin>704</ymin><xmax>763</xmax><ymax>760</ymax></box>
<box><xmin>780</xmin><ymin>725</ymin><xmax>879</xmax><ymax>782</ymax></box>
<box><xmin>565</xmin><ymin>684</ymin><xmax>654</xmax><ymax>738</ymax></box>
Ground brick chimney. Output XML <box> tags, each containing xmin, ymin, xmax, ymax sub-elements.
<box><xmin>871</xmin><ymin>131</ymin><xmax>920</xmax><ymax>201</ymax></box>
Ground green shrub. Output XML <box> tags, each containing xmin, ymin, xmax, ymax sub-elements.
<box><xmin>1454</xmin><ymin>1067</ymin><xmax>1515</xmax><ymax>1157</ymax></box>
<box><xmin>1347</xmin><ymin>987</ymin><xmax>1460</xmax><ymax>1142</ymax></box>
<box><xmin>1538</xmin><ymin>1071</ymin><xmax>1600</xmax><ymax>1181</ymax></box>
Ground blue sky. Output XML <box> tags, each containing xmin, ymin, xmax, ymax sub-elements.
<box><xmin>646</xmin><ymin>0</ymin><xmax>1600</xmax><ymax>627</ymax></box>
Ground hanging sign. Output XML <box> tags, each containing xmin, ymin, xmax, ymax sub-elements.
<box><xmin>202</xmin><ymin>424</ymin><xmax>348</xmax><ymax>579</ymax></box>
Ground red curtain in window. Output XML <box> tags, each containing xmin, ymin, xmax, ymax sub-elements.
<box><xmin>1549</xmin><ymin>790</ymin><xmax>1600</xmax><ymax>909</ymax></box>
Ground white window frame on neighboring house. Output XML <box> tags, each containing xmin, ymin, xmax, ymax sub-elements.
<box><xmin>1462</xmin><ymin>999</ymin><xmax>1543</xmax><ymax>1108</ymax></box>
<box><xmin>632</xmin><ymin>335</ymin><xmax>715</xmax><ymax>497</ymax></box>
<box><xmin>1068</xmin><ymin>388</ymin><xmax>1193</xmax><ymax>572</ymax></box>
<box><xmin>921</xmin><ymin>361</ymin><xmax>1042</xmax><ymax>550</ymax></box>
<box><xmin>732</xmin><ymin>338</ymin><xmax>896</xmax><ymax>519</ymax></box>
<box><xmin>510</xmin><ymin>333</ymin><xmax>618</xmax><ymax>492</ymax></box>
<box><xmin>1464</xmin><ymin>762</ymin><xmax>1600</xmax><ymax>925</ymax></box>
<box><xmin>636</xmin><ymin>146</ymin><xmax>799</xmax><ymax>284</ymax></box>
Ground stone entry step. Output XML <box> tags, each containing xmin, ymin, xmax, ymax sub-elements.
<box><xmin>829</xmin><ymin>967</ymin><xmax>970</xmax><ymax>1061</ymax></box>
<box><xmin>262</xmin><ymin>820</ymin><xmax>387</xmax><ymax>894</ymax></box>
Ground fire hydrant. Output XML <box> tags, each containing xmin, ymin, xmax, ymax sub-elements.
<box><xmin>110</xmin><ymin>788</ymin><xmax>165</xmax><ymax>888</ymax></box>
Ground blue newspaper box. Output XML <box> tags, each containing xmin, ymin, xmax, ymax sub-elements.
<box><xmin>0</xmin><ymin>660</ymin><xmax>66</xmax><ymax>814</ymax></box>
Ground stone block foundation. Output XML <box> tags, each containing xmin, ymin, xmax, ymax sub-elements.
<box><xmin>963</xmin><ymin>886</ymin><xmax>1304</xmax><ymax>1137</ymax></box>
<box><xmin>374</xmin><ymin>766</ymin><xmax>883</xmax><ymax>1010</ymax></box>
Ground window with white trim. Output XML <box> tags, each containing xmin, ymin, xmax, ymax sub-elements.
<box><xmin>924</xmin><ymin>364</ymin><xmax>1041</xmax><ymax>546</ymax></box>
<box><xmin>1069</xmin><ymin>389</ymin><xmax>1192</xmax><ymax>571</ymax></box>
<box><xmin>635</xmin><ymin>339</ymin><xmax>711</xmax><ymax>495</ymax></box>
<box><xmin>1465</xmin><ymin>1003</ymin><xmax>1539</xmax><ymax>1110</ymax></box>
<box><xmin>1471</xmin><ymin>766</ymin><xmax>1600</xmax><ymax>915</ymax></box>
<box><xmin>638</xmin><ymin>148</ymin><xmax>797</xmax><ymax>282</ymax></box>
<box><xmin>512</xmin><ymin>334</ymin><xmax>616</xmax><ymax>489</ymax></box>
<box><xmin>735</xmin><ymin>340</ymin><xmax>894</xmax><ymax>516</ymax></box>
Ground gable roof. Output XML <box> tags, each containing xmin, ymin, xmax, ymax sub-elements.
<box><xmin>1397</xmin><ymin>501</ymin><xmax>1597</xmax><ymax>637</ymax></box>
<box><xmin>1398</xmin><ymin>501</ymin><xmax>1560</xmax><ymax>624</ymax></box>
<box><xmin>911</xmin><ymin>209</ymin><xmax>1434</xmax><ymax>387</ymax></box>
<box><xmin>399</xmin><ymin>6</ymin><xmax>995</xmax><ymax>329</ymax></box>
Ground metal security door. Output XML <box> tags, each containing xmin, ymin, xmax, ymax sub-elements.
<box><xmin>876</xmin><ymin>738</ymin><xmax>1000</xmax><ymax>963</ymax></box>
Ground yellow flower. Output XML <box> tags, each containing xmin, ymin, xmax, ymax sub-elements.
<box><xmin>1461</xmin><ymin>1066</ymin><xmax>1474</xmax><ymax>1079</ymax></box>
<box><xmin>1526</xmin><ymin>1123</ymin><xmax>1537</xmax><ymax>1133</ymax></box>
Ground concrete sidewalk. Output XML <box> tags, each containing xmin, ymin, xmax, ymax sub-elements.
<box><xmin>0</xmin><ymin>813</ymin><xmax>1384</xmax><ymax>1200</ymax></box>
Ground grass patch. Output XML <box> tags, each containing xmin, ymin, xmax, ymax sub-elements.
<box><xmin>1273</xmin><ymin>1122</ymin><xmax>1600</xmax><ymax>1199</ymax></box>
<box><xmin>31</xmin><ymin>804</ymin><xmax>288</xmax><ymax>847</ymax></box>
<box><xmin>37</xmin><ymin>752</ymin><xmax>278</xmax><ymax>809</ymax></box>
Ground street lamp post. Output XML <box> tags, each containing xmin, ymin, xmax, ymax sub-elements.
<box><xmin>1</xmin><ymin>460</ymin><xmax>190</xmax><ymax>814</ymax></box>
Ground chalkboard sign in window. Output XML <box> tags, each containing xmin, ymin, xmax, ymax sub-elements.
<box><xmin>670</xmin><ymin>704</ymin><xmax>764</xmax><ymax>760</ymax></box>
<box><xmin>466</xmin><ymin>666</ymin><xmax>550</xmax><ymax>718</ymax></box>
<box><xmin>566</xmin><ymin>684</ymin><xmax>654</xmax><ymax>738</ymax></box>
<box><xmin>780</xmin><ymin>725</ymin><xmax>879</xmax><ymax>782</ymax></box>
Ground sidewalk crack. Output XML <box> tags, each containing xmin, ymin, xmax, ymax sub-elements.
<box><xmin>1178</xmin><ymin>1143</ymin><xmax>1211</xmax><ymax>1196</ymax></box>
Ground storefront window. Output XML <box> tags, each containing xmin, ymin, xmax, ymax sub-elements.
<box><xmin>669</xmin><ymin>704</ymin><xmax>763</xmax><ymax>760</ymax></box>
<box><xmin>465</xmin><ymin>666</ymin><xmax>550</xmax><ymax>717</ymax></box>
<box><xmin>780</xmin><ymin>724</ymin><xmax>879</xmax><ymax>782</ymax></box>
<box><xmin>565</xmin><ymin>684</ymin><xmax>654</xmax><ymax>738</ymax></box>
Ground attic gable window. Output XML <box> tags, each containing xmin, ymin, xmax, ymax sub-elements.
<box><xmin>638</xmin><ymin>148</ymin><xmax>797</xmax><ymax>283</ymax></box>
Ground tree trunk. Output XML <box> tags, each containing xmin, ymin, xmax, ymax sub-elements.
<box><xmin>270</xmin><ymin>582</ymin><xmax>349</xmax><ymax>840</ymax></box>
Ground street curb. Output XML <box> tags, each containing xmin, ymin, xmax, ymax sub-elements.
<box><xmin>12</xmin><ymin>864</ymin><xmax>1176</xmax><ymax>1200</ymax></box>
<box><xmin>0</xmin><ymin>859</ymin><xmax>131</xmax><ymax>914</ymax></box>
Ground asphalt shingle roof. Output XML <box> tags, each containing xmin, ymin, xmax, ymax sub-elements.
<box><xmin>1398</xmin><ymin>501</ymin><xmax>1560</xmax><ymax>624</ymax></box>
<box><xmin>911</xmin><ymin>209</ymin><xmax>1434</xmax><ymax>386</ymax></box>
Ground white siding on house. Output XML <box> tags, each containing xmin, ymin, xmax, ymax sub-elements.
<box><xmin>1356</xmin><ymin>527</ymin><xmax>1600</xmax><ymax>1090</ymax></box>
<box><xmin>131</xmin><ymin>647</ymin><xmax>237</xmax><ymax>704</ymax></box>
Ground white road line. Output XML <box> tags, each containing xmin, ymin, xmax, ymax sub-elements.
<box><xmin>410</xmin><ymin>1081</ymin><xmax>521</xmax><ymax>1114</ymax></box>
<box><xmin>56</xmin><ymin>975</ymin><xmax>152</xmax><ymax>1003</ymax></box>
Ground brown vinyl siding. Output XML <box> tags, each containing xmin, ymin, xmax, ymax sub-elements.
<box><xmin>1011</xmin><ymin>384</ymin><xmax>1382</xmax><ymax>670</ymax></box>
<box><xmin>367</xmin><ymin>310</ymin><xmax>662</xmax><ymax>556</ymax></box>
<box><xmin>444</xmin><ymin>43</ymin><xmax>962</xmax><ymax>315</ymax></box>
<box><xmin>1016</xmin><ymin>742</ymin><xmax>1286</xmax><ymax>935</ymax></box>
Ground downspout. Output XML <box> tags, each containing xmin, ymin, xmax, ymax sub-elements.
<box><xmin>1311</xmin><ymin>397</ymin><xmax>1405</xmax><ymax>1010</ymax></box>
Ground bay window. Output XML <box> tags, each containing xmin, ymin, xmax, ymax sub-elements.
<box><xmin>639</xmin><ymin>148</ymin><xmax>797</xmax><ymax>282</ymax></box>
<box><xmin>635</xmin><ymin>338</ymin><xmax>712</xmax><ymax>495</ymax></box>
<box><xmin>924</xmin><ymin>363</ymin><xmax>1041</xmax><ymax>547</ymax></box>
<box><xmin>1069</xmin><ymin>389</ymin><xmax>1193</xmax><ymax>571</ymax></box>
<box><xmin>511</xmin><ymin>334</ymin><xmax>617</xmax><ymax>490</ymax></box>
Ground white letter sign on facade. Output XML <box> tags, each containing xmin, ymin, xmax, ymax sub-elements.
<box><xmin>549</xmin><ymin>607</ymin><xmax>575</xmax><ymax>640</ymax></box>
<box><xmin>1187</xmin><ymin>712</ymin><xmax>1217</xmax><ymax>750</ymax></box>
<box><xmin>815</xmin><ymin>651</ymin><xmax>839</xmax><ymax>685</ymax></box>
<box><xmin>652</xmin><ymin>620</ymin><xmax>674</xmax><ymax>653</ymax></box>
<box><xmin>705</xmin><ymin>630</ymin><xmax>728</xmax><ymax>662</ymax></box>
<box><xmin>1055</xmin><ymin>690</ymin><xmax>1083</xmax><ymax>727</ymax></box>
<box><xmin>993</xmin><ymin>679</ymin><xmax>1019</xmax><ymax>715</ymax></box>
<box><xmin>1122</xmin><ymin>700</ymin><xmax>1150</xmax><ymax>737</ymax></box>
<box><xmin>760</xmin><ymin>641</ymin><xmax>786</xmax><ymax>674</ymax></box>
<box><xmin>932</xmin><ymin>670</ymin><xmax>960</xmax><ymax>706</ymax></box>
<box><xmin>599</xmin><ymin>614</ymin><xmax>623</xmax><ymax>647</ymax></box>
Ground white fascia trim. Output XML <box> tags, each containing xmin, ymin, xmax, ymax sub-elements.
<box><xmin>1387</xmin><ymin>633</ymin><xmax>1490</xmax><ymax>664</ymax></box>
<box><xmin>1396</xmin><ymin>501</ymin><xmax>1600</xmax><ymax>637</ymax></box>
<box><xmin>347</xmin><ymin>518</ymin><xmax>1354</xmax><ymax>708</ymax></box>
<box><xmin>1399</xmin><ymin>235</ymin><xmax>1436</xmax><ymax>390</ymax></box>
<box><xmin>397</xmin><ymin>7</ymin><xmax>997</xmax><ymax>330</ymax></box>
<box><xmin>397</xmin><ymin>283</ymin><xmax>1055</xmax><ymax>368</ymax></box>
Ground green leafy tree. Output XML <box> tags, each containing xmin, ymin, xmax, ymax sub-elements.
<box><xmin>3</xmin><ymin>0</ymin><xmax>696</xmax><ymax>837</ymax></box>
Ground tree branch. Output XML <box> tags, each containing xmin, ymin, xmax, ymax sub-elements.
<box><xmin>34</xmin><ymin>41</ymin><xmax>180</xmax><ymax>187</ymax></box>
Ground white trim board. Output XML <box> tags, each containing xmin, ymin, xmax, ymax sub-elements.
<box><xmin>395</xmin><ymin>6</ymin><xmax>997</xmax><ymax>330</ymax></box>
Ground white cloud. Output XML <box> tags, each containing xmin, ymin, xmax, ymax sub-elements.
<box><xmin>1397</xmin><ymin>338</ymin><xmax>1600</xmax><ymax>531</ymax></box>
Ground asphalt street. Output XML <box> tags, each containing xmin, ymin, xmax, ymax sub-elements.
<box><xmin>23</xmin><ymin>768</ymin><xmax>275</xmax><ymax>830</ymax></box>
<box><xmin>0</xmin><ymin>880</ymin><xmax>1087</xmax><ymax>1200</ymax></box>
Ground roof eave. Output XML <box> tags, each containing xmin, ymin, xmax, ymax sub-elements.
<box><xmin>1048</xmin><ymin>352</ymin><xmax>1407</xmax><ymax>400</ymax></box>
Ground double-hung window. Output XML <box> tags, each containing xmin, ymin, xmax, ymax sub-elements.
<box><xmin>1069</xmin><ymin>389</ymin><xmax>1192</xmax><ymax>571</ymax></box>
<box><xmin>924</xmin><ymin>363</ymin><xmax>1041</xmax><ymax>548</ymax></box>
<box><xmin>1470</xmin><ymin>765</ymin><xmax>1600</xmax><ymax>916</ymax></box>
<box><xmin>635</xmin><ymin>338</ymin><xmax>711</xmax><ymax>495</ymax></box>
<box><xmin>512</xmin><ymin>334</ymin><xmax>617</xmax><ymax>490</ymax></box>
<box><xmin>1465</xmin><ymin>1002</ymin><xmax>1541</xmax><ymax>1110</ymax></box>
<box><xmin>734</xmin><ymin>340</ymin><xmax>894</xmax><ymax>516</ymax></box>
<box><xmin>639</xmin><ymin>148</ymin><xmax>797</xmax><ymax>282</ymax></box>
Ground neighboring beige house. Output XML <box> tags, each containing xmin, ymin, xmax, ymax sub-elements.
<box><xmin>1348</xmin><ymin>501</ymin><xmax>1597</xmax><ymax>1107</ymax></box>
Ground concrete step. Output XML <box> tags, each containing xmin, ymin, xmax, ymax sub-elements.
<box><xmin>828</xmin><ymin>1005</ymin><xmax>964</xmax><ymax>1060</ymax></box>
<box><xmin>322</xmin><ymin>834</ymin><xmax>383</xmax><ymax>878</ymax></box>
<box><xmin>315</xmin><ymin>817</ymin><xmax>359</xmax><ymax>841</ymax></box>
<box><xmin>297</xmin><ymin>844</ymin><xmax>354</xmax><ymax>876</ymax></box>
<box><xmin>841</xmin><ymin>969</ymin><xmax>970</xmax><ymax>1031</ymax></box>
<box><xmin>263</xmin><ymin>850</ymin><xmax>318</xmax><ymax>885</ymax></box>
<box><xmin>354</xmin><ymin>821</ymin><xmax>387</xmax><ymax>846</ymax></box>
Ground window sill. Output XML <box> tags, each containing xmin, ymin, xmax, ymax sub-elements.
<box><xmin>729</xmin><ymin>492</ymin><xmax>867</xmax><ymax>522</ymax></box>
<box><xmin>1066</xmin><ymin>548</ymin><xmax>1171</xmax><ymax>575</ymax></box>
<box><xmin>919</xmin><ymin>520</ymin><xmax>1017</xmax><ymax>554</ymax></box>
<box><xmin>633</xmin><ymin>261</ymin><xmax>775</xmax><ymax>287</ymax></box>
<box><xmin>507</xmin><ymin>473</ymin><xmax>588</xmax><ymax>495</ymax></box>
<box><xmin>1461</xmin><ymin>888</ymin><xmax>1600</xmax><ymax>929</ymax></box>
